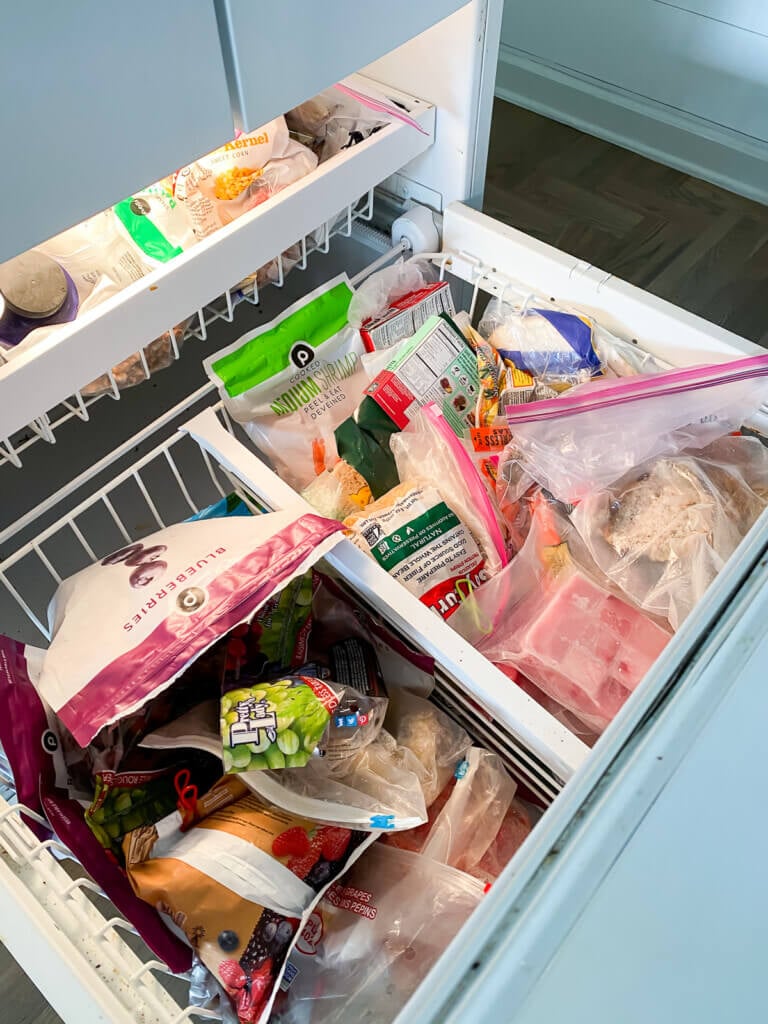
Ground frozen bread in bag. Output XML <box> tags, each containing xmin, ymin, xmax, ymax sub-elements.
<box><xmin>205</xmin><ymin>275</ymin><xmax>368</xmax><ymax>491</ymax></box>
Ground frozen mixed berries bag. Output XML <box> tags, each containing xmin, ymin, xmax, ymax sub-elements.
<box><xmin>125</xmin><ymin>787</ymin><xmax>376</xmax><ymax>1024</ymax></box>
<box><xmin>28</xmin><ymin>510</ymin><xmax>344</xmax><ymax>747</ymax></box>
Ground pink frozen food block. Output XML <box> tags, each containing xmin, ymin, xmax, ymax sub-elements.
<box><xmin>518</xmin><ymin>570</ymin><xmax>670</xmax><ymax>729</ymax></box>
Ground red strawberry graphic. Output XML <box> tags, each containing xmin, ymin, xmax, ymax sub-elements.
<box><xmin>317</xmin><ymin>826</ymin><xmax>352</xmax><ymax>861</ymax></box>
<box><xmin>272</xmin><ymin>827</ymin><xmax>310</xmax><ymax>858</ymax></box>
<box><xmin>286</xmin><ymin>849</ymin><xmax>321</xmax><ymax>879</ymax></box>
<box><xmin>218</xmin><ymin>958</ymin><xmax>246</xmax><ymax>992</ymax></box>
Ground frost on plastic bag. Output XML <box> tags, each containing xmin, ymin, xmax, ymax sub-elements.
<box><xmin>271</xmin><ymin>843</ymin><xmax>485</xmax><ymax>1024</ymax></box>
<box><xmin>505</xmin><ymin>355</ymin><xmax>768</xmax><ymax>504</ymax></box>
<box><xmin>174</xmin><ymin>119</ymin><xmax>318</xmax><ymax>239</ymax></box>
<box><xmin>450</xmin><ymin>498</ymin><xmax>671</xmax><ymax>734</ymax></box>
<box><xmin>572</xmin><ymin>435</ymin><xmax>768</xmax><ymax>629</ymax></box>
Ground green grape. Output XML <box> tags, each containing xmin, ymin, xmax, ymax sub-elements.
<box><xmin>248</xmin><ymin>735</ymin><xmax>271</xmax><ymax>754</ymax></box>
<box><xmin>286</xmin><ymin>752</ymin><xmax>309</xmax><ymax>768</ymax></box>
<box><xmin>248</xmin><ymin>753</ymin><xmax>268</xmax><ymax>770</ymax></box>
<box><xmin>277</xmin><ymin>729</ymin><xmax>300</xmax><ymax>755</ymax></box>
<box><xmin>265</xmin><ymin>747</ymin><xmax>286</xmax><ymax>770</ymax></box>
<box><xmin>231</xmin><ymin>746</ymin><xmax>252</xmax><ymax>770</ymax></box>
<box><xmin>222</xmin><ymin>748</ymin><xmax>234</xmax><ymax>773</ymax></box>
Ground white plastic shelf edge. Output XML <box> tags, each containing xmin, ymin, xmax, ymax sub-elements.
<box><xmin>0</xmin><ymin>75</ymin><xmax>434</xmax><ymax>443</ymax></box>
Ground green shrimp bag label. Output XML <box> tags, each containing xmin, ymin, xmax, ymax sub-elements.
<box><xmin>222</xmin><ymin>676</ymin><xmax>341</xmax><ymax>772</ymax></box>
<box><xmin>203</xmin><ymin>274</ymin><xmax>368</xmax><ymax>492</ymax></box>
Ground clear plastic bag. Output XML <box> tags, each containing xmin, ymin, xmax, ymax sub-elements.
<box><xmin>478</xmin><ymin>295</ymin><xmax>601</xmax><ymax>387</ymax></box>
<box><xmin>384</xmin><ymin>688</ymin><xmax>470</xmax><ymax>806</ymax></box>
<box><xmin>174</xmin><ymin>119</ymin><xmax>318</xmax><ymax>239</ymax></box>
<box><xmin>347</xmin><ymin>258</ymin><xmax>436</xmax><ymax>329</ymax></box>
<box><xmin>504</xmin><ymin>354</ymin><xmax>768</xmax><ymax>503</ymax></box>
<box><xmin>242</xmin><ymin>728</ymin><xmax>428</xmax><ymax>832</ymax></box>
<box><xmin>286</xmin><ymin>85</ymin><xmax>389</xmax><ymax>164</ymax></box>
<box><xmin>271</xmin><ymin>843</ymin><xmax>485</xmax><ymax>1024</ymax></box>
<box><xmin>450</xmin><ymin>498</ymin><xmax>671</xmax><ymax>734</ymax></box>
<box><xmin>572</xmin><ymin>435</ymin><xmax>768</xmax><ymax>629</ymax></box>
<box><xmin>390</xmin><ymin>403</ymin><xmax>508</xmax><ymax>576</ymax></box>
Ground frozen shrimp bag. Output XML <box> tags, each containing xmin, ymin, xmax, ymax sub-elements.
<box><xmin>126</xmin><ymin>789</ymin><xmax>375</xmax><ymax>1024</ymax></box>
<box><xmin>450</xmin><ymin>499</ymin><xmax>671</xmax><ymax>734</ymax></box>
<box><xmin>572</xmin><ymin>435</ymin><xmax>768</xmax><ymax>629</ymax></box>
<box><xmin>505</xmin><ymin>354</ymin><xmax>768</xmax><ymax>504</ymax></box>
<box><xmin>30</xmin><ymin>511</ymin><xmax>344</xmax><ymax>746</ymax></box>
<box><xmin>205</xmin><ymin>275</ymin><xmax>369</xmax><ymax>492</ymax></box>
<box><xmin>272</xmin><ymin>843</ymin><xmax>485</xmax><ymax>1024</ymax></box>
<box><xmin>174</xmin><ymin>120</ymin><xmax>317</xmax><ymax>238</ymax></box>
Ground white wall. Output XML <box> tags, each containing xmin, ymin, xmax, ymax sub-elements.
<box><xmin>497</xmin><ymin>0</ymin><xmax>768</xmax><ymax>203</ymax></box>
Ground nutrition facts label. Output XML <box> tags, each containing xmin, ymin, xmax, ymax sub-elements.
<box><xmin>365</xmin><ymin>316</ymin><xmax>477</xmax><ymax>434</ymax></box>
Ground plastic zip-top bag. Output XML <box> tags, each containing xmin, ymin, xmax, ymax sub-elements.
<box><xmin>504</xmin><ymin>353</ymin><xmax>768</xmax><ymax>503</ymax></box>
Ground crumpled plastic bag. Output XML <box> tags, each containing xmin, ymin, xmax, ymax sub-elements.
<box><xmin>572</xmin><ymin>434</ymin><xmax>768</xmax><ymax>629</ymax></box>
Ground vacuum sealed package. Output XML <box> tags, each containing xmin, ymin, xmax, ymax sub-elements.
<box><xmin>505</xmin><ymin>354</ymin><xmax>768</xmax><ymax>503</ymax></box>
<box><xmin>335</xmin><ymin>314</ymin><xmax>479</xmax><ymax>497</ymax></box>
<box><xmin>28</xmin><ymin>511</ymin><xmax>343</xmax><ymax>746</ymax></box>
<box><xmin>451</xmin><ymin>498</ymin><xmax>671</xmax><ymax>733</ymax></box>
<box><xmin>271</xmin><ymin>843</ymin><xmax>485</xmax><ymax>1024</ymax></box>
<box><xmin>205</xmin><ymin>275</ymin><xmax>368</xmax><ymax>492</ymax></box>
<box><xmin>113</xmin><ymin>176</ymin><xmax>196</xmax><ymax>264</ymax></box>
<box><xmin>125</xmin><ymin>789</ymin><xmax>376</xmax><ymax>1024</ymax></box>
<box><xmin>174</xmin><ymin>119</ymin><xmax>317</xmax><ymax>239</ymax></box>
<box><xmin>347</xmin><ymin>258</ymin><xmax>454</xmax><ymax>352</ymax></box>
<box><xmin>572</xmin><ymin>435</ymin><xmax>768</xmax><ymax>629</ymax></box>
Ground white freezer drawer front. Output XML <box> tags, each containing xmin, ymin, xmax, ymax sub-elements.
<box><xmin>409</xmin><ymin>510</ymin><xmax>768</xmax><ymax>1024</ymax></box>
<box><xmin>0</xmin><ymin>1</ymin><xmax>234</xmax><ymax>261</ymax></box>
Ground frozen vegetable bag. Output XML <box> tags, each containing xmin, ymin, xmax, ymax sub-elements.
<box><xmin>204</xmin><ymin>275</ymin><xmax>368</xmax><ymax>491</ymax></box>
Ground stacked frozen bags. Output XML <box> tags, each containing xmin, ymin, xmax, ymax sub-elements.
<box><xmin>0</xmin><ymin>495</ymin><xmax>533</xmax><ymax>1024</ymax></box>
<box><xmin>205</xmin><ymin>262</ymin><xmax>768</xmax><ymax>740</ymax></box>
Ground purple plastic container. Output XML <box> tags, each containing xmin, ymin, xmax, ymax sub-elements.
<box><xmin>0</xmin><ymin>250</ymin><xmax>79</xmax><ymax>347</ymax></box>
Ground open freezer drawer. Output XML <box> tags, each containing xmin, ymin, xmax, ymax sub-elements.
<box><xmin>0</xmin><ymin>199</ymin><xmax>766</xmax><ymax>1024</ymax></box>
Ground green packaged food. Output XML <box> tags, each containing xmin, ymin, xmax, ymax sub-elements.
<box><xmin>86</xmin><ymin>767</ymin><xmax>180</xmax><ymax>860</ymax></box>
<box><xmin>336</xmin><ymin>314</ymin><xmax>478</xmax><ymax>497</ymax></box>
<box><xmin>221</xmin><ymin>676</ymin><xmax>342</xmax><ymax>772</ymax></box>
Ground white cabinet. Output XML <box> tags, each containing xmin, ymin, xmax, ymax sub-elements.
<box><xmin>0</xmin><ymin>1</ymin><xmax>234</xmax><ymax>260</ymax></box>
<box><xmin>218</xmin><ymin>0</ymin><xmax>468</xmax><ymax>131</ymax></box>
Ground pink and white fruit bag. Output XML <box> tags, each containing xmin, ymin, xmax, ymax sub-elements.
<box><xmin>34</xmin><ymin>511</ymin><xmax>343</xmax><ymax>746</ymax></box>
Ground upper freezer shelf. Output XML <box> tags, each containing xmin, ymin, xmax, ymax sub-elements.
<box><xmin>0</xmin><ymin>75</ymin><xmax>435</xmax><ymax>463</ymax></box>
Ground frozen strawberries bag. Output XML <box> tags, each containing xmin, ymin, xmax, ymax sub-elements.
<box><xmin>126</xmin><ymin>788</ymin><xmax>375</xmax><ymax>1024</ymax></box>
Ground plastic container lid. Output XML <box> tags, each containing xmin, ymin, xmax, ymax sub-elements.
<box><xmin>0</xmin><ymin>251</ymin><xmax>68</xmax><ymax>318</ymax></box>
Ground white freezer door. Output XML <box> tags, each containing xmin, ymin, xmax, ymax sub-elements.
<box><xmin>401</xmin><ymin>508</ymin><xmax>768</xmax><ymax>1024</ymax></box>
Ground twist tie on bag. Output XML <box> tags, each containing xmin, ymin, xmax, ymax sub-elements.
<box><xmin>174</xmin><ymin>768</ymin><xmax>199</xmax><ymax>832</ymax></box>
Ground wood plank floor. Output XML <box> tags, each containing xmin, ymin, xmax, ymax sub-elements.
<box><xmin>4</xmin><ymin>98</ymin><xmax>768</xmax><ymax>1024</ymax></box>
<box><xmin>485</xmin><ymin>100</ymin><xmax>768</xmax><ymax>345</ymax></box>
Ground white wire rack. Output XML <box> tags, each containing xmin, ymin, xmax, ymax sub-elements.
<box><xmin>0</xmin><ymin>191</ymin><xmax>375</xmax><ymax>472</ymax></box>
